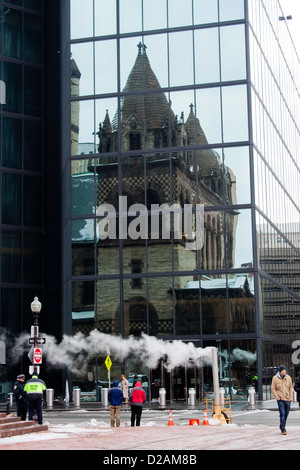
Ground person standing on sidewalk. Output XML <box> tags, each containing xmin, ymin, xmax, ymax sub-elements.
<box><xmin>129</xmin><ymin>380</ymin><xmax>146</xmax><ymax>427</ymax></box>
<box><xmin>294</xmin><ymin>369</ymin><xmax>300</xmax><ymax>408</ymax></box>
<box><xmin>13</xmin><ymin>374</ymin><xmax>27</xmax><ymax>421</ymax></box>
<box><xmin>271</xmin><ymin>365</ymin><xmax>293</xmax><ymax>435</ymax></box>
<box><xmin>24</xmin><ymin>374</ymin><xmax>46</xmax><ymax>425</ymax></box>
<box><xmin>108</xmin><ymin>380</ymin><xmax>124</xmax><ymax>427</ymax></box>
<box><xmin>121</xmin><ymin>374</ymin><xmax>129</xmax><ymax>404</ymax></box>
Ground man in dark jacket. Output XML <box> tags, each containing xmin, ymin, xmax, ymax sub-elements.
<box><xmin>13</xmin><ymin>374</ymin><xmax>27</xmax><ymax>421</ymax></box>
<box><xmin>129</xmin><ymin>381</ymin><xmax>146</xmax><ymax>427</ymax></box>
<box><xmin>108</xmin><ymin>380</ymin><xmax>124</xmax><ymax>427</ymax></box>
<box><xmin>294</xmin><ymin>369</ymin><xmax>300</xmax><ymax>408</ymax></box>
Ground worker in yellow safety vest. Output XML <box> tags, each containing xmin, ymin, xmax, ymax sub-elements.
<box><xmin>24</xmin><ymin>374</ymin><xmax>47</xmax><ymax>425</ymax></box>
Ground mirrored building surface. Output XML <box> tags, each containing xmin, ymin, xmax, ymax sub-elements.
<box><xmin>0</xmin><ymin>0</ymin><xmax>299</xmax><ymax>402</ymax></box>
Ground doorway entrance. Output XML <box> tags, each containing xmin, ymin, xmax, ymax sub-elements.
<box><xmin>149</xmin><ymin>359</ymin><xmax>203</xmax><ymax>403</ymax></box>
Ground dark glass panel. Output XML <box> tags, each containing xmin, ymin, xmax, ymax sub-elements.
<box><xmin>2</xmin><ymin>173</ymin><xmax>22</xmax><ymax>225</ymax></box>
<box><xmin>72</xmin><ymin>219</ymin><xmax>96</xmax><ymax>275</ymax></box>
<box><xmin>96</xmin><ymin>279</ymin><xmax>120</xmax><ymax>335</ymax></box>
<box><xmin>229</xmin><ymin>339</ymin><xmax>257</xmax><ymax>398</ymax></box>
<box><xmin>2</xmin><ymin>61</ymin><xmax>22</xmax><ymax>114</ymax></box>
<box><xmin>23</xmin><ymin>176</ymin><xmax>43</xmax><ymax>227</ymax></box>
<box><xmin>1</xmin><ymin>230</ymin><xmax>21</xmax><ymax>282</ymax></box>
<box><xmin>201</xmin><ymin>274</ymin><xmax>227</xmax><ymax>334</ymax></box>
<box><xmin>228</xmin><ymin>273</ymin><xmax>255</xmax><ymax>333</ymax></box>
<box><xmin>175</xmin><ymin>275</ymin><xmax>200</xmax><ymax>335</ymax></box>
<box><xmin>202</xmin><ymin>211</ymin><xmax>225</xmax><ymax>270</ymax></box>
<box><xmin>24</xmin><ymin>66</ymin><xmax>43</xmax><ymax>116</ymax></box>
<box><xmin>2</xmin><ymin>7</ymin><xmax>22</xmax><ymax>59</ymax></box>
<box><xmin>23</xmin><ymin>232</ymin><xmax>42</xmax><ymax>283</ymax></box>
<box><xmin>71</xmin><ymin>160</ymin><xmax>96</xmax><ymax>216</ymax></box>
<box><xmin>147</xmin><ymin>277</ymin><xmax>174</xmax><ymax>337</ymax></box>
<box><xmin>1</xmin><ymin>288</ymin><xmax>21</xmax><ymax>334</ymax></box>
<box><xmin>24</xmin><ymin>120</ymin><xmax>42</xmax><ymax>171</ymax></box>
<box><xmin>2</xmin><ymin>117</ymin><xmax>22</xmax><ymax>169</ymax></box>
<box><xmin>24</xmin><ymin>0</ymin><xmax>43</xmax><ymax>11</ymax></box>
<box><xmin>24</xmin><ymin>13</ymin><xmax>43</xmax><ymax>63</ymax></box>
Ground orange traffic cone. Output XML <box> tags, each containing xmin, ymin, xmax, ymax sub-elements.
<box><xmin>202</xmin><ymin>409</ymin><xmax>209</xmax><ymax>426</ymax></box>
<box><xmin>168</xmin><ymin>410</ymin><xmax>174</xmax><ymax>426</ymax></box>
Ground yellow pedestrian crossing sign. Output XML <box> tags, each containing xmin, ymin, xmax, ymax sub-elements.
<box><xmin>105</xmin><ymin>355</ymin><xmax>112</xmax><ymax>371</ymax></box>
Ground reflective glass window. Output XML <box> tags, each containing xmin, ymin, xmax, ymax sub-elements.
<box><xmin>223</xmin><ymin>146</ymin><xmax>251</xmax><ymax>205</ymax></box>
<box><xmin>222</xmin><ymin>85</ymin><xmax>248</xmax><ymax>143</ymax></box>
<box><xmin>195</xmin><ymin>87</ymin><xmax>222</xmax><ymax>144</ymax></box>
<box><xmin>71</xmin><ymin>160</ymin><xmax>96</xmax><ymax>216</ymax></box>
<box><xmin>95</xmin><ymin>40</ymin><xmax>117</xmax><ymax>94</ymax></box>
<box><xmin>219</xmin><ymin>0</ymin><xmax>245</xmax><ymax>21</ymax></box>
<box><xmin>94</xmin><ymin>0</ymin><xmax>116</xmax><ymax>36</ymax></box>
<box><xmin>227</xmin><ymin>208</ymin><xmax>253</xmax><ymax>269</ymax></box>
<box><xmin>201</xmin><ymin>274</ymin><xmax>227</xmax><ymax>334</ymax></box>
<box><xmin>175</xmin><ymin>275</ymin><xmax>200</xmax><ymax>335</ymax></box>
<box><xmin>72</xmin><ymin>219</ymin><xmax>96</xmax><ymax>275</ymax></box>
<box><xmin>229</xmin><ymin>274</ymin><xmax>255</xmax><ymax>333</ymax></box>
<box><xmin>72</xmin><ymin>280</ymin><xmax>95</xmax><ymax>332</ymax></box>
<box><xmin>168</xmin><ymin>0</ymin><xmax>193</xmax><ymax>28</ymax></box>
<box><xmin>202</xmin><ymin>211</ymin><xmax>225</xmax><ymax>270</ymax></box>
<box><xmin>220</xmin><ymin>25</ymin><xmax>246</xmax><ymax>81</ymax></box>
<box><xmin>169</xmin><ymin>31</ymin><xmax>194</xmax><ymax>87</ymax></box>
<box><xmin>194</xmin><ymin>28</ymin><xmax>220</xmax><ymax>84</ymax></box>
<box><xmin>96</xmin><ymin>279</ymin><xmax>120</xmax><ymax>335</ymax></box>
<box><xmin>71</xmin><ymin>0</ymin><xmax>94</xmax><ymax>39</ymax></box>
<box><xmin>120</xmin><ymin>0</ymin><xmax>142</xmax><ymax>34</ymax></box>
<box><xmin>193</xmin><ymin>0</ymin><xmax>218</xmax><ymax>24</ymax></box>
<box><xmin>148</xmin><ymin>277</ymin><xmax>173</xmax><ymax>336</ymax></box>
<box><xmin>71</xmin><ymin>42</ymin><xmax>94</xmax><ymax>97</ymax></box>
<box><xmin>143</xmin><ymin>0</ymin><xmax>167</xmax><ymax>31</ymax></box>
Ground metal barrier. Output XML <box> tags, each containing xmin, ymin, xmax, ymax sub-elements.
<box><xmin>102</xmin><ymin>388</ymin><xmax>109</xmax><ymax>407</ymax></box>
<box><xmin>248</xmin><ymin>386</ymin><xmax>256</xmax><ymax>410</ymax></box>
<box><xmin>159</xmin><ymin>388</ymin><xmax>166</xmax><ymax>407</ymax></box>
<box><xmin>73</xmin><ymin>388</ymin><xmax>81</xmax><ymax>408</ymax></box>
<box><xmin>46</xmin><ymin>389</ymin><xmax>54</xmax><ymax>409</ymax></box>
<box><xmin>188</xmin><ymin>388</ymin><xmax>195</xmax><ymax>407</ymax></box>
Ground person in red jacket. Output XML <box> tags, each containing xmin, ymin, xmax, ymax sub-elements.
<box><xmin>129</xmin><ymin>381</ymin><xmax>146</xmax><ymax>426</ymax></box>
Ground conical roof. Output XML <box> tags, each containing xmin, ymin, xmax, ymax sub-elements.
<box><xmin>120</xmin><ymin>43</ymin><xmax>173</xmax><ymax>129</ymax></box>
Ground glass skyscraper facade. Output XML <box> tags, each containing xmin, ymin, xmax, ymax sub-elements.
<box><xmin>0</xmin><ymin>0</ymin><xmax>299</xmax><ymax>403</ymax></box>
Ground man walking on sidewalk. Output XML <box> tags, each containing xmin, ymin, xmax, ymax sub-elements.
<box><xmin>271</xmin><ymin>365</ymin><xmax>293</xmax><ymax>435</ymax></box>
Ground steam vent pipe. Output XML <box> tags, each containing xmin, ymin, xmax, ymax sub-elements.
<box><xmin>211</xmin><ymin>347</ymin><xmax>220</xmax><ymax>406</ymax></box>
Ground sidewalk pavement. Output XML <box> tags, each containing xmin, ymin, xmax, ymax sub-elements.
<box><xmin>1</xmin><ymin>399</ymin><xmax>300</xmax><ymax>451</ymax></box>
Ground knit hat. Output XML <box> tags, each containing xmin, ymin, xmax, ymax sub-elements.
<box><xmin>278</xmin><ymin>365</ymin><xmax>286</xmax><ymax>373</ymax></box>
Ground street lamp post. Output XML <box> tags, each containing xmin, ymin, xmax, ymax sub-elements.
<box><xmin>28</xmin><ymin>296</ymin><xmax>45</xmax><ymax>375</ymax></box>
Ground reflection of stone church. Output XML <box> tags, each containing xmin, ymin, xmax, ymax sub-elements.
<box><xmin>71</xmin><ymin>44</ymin><xmax>248</xmax><ymax>337</ymax></box>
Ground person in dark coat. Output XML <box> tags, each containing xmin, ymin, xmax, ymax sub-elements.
<box><xmin>294</xmin><ymin>369</ymin><xmax>300</xmax><ymax>408</ymax></box>
<box><xmin>13</xmin><ymin>374</ymin><xmax>27</xmax><ymax>421</ymax></box>
<box><xmin>108</xmin><ymin>380</ymin><xmax>124</xmax><ymax>427</ymax></box>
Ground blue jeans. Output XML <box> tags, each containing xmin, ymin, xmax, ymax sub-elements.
<box><xmin>277</xmin><ymin>400</ymin><xmax>291</xmax><ymax>432</ymax></box>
